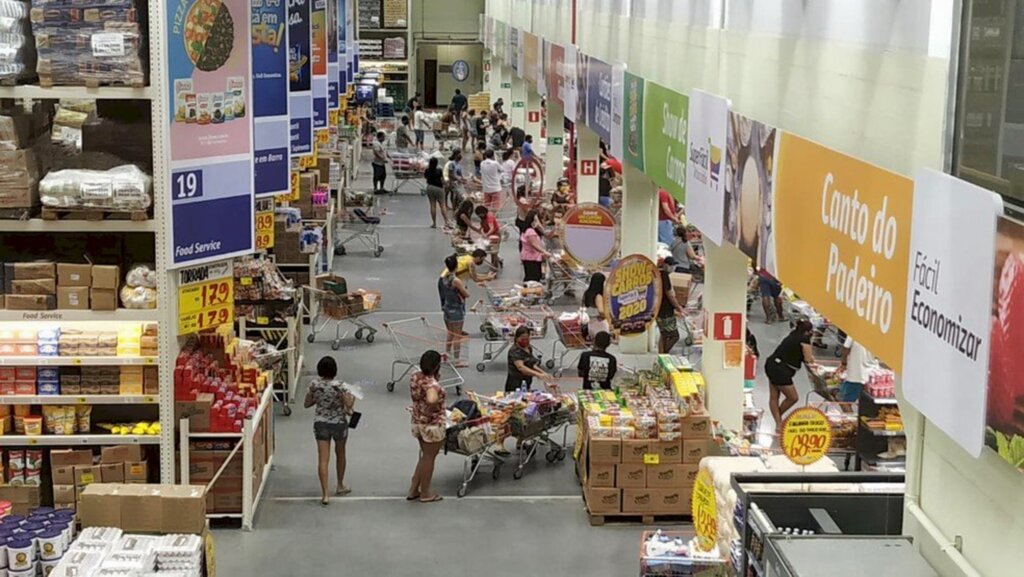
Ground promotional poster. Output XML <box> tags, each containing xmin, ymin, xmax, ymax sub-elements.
<box><xmin>252</xmin><ymin>0</ymin><xmax>290</xmax><ymax>197</ymax></box>
<box><xmin>288</xmin><ymin>0</ymin><xmax>313</xmax><ymax>156</ymax></box>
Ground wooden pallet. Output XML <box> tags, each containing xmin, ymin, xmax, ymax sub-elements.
<box><xmin>0</xmin><ymin>207</ymin><xmax>34</xmax><ymax>220</ymax></box>
<box><xmin>587</xmin><ymin>511</ymin><xmax>692</xmax><ymax>527</ymax></box>
<box><xmin>41</xmin><ymin>208</ymin><xmax>148</xmax><ymax>222</ymax></box>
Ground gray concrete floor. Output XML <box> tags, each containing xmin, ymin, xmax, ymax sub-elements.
<box><xmin>212</xmin><ymin>144</ymin><xmax>830</xmax><ymax>576</ymax></box>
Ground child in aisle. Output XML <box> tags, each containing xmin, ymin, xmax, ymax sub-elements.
<box><xmin>304</xmin><ymin>356</ymin><xmax>356</xmax><ymax>505</ymax></box>
<box><xmin>578</xmin><ymin>331</ymin><xmax>617</xmax><ymax>390</ymax></box>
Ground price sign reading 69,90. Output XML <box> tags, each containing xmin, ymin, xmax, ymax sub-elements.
<box><xmin>781</xmin><ymin>407</ymin><xmax>833</xmax><ymax>466</ymax></box>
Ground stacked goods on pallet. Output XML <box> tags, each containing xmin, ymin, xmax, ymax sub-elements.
<box><xmin>0</xmin><ymin>262</ymin><xmax>135</xmax><ymax>311</ymax></box>
<box><xmin>0</xmin><ymin>0</ymin><xmax>35</xmax><ymax>83</ymax></box>
<box><xmin>0</xmin><ymin>109</ymin><xmax>43</xmax><ymax>214</ymax></box>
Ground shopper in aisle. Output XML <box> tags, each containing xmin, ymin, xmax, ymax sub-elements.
<box><xmin>304</xmin><ymin>356</ymin><xmax>356</xmax><ymax>506</ymax></box>
<box><xmin>451</xmin><ymin>88</ymin><xmax>468</xmax><ymax>124</ymax></box>
<box><xmin>479</xmin><ymin>148</ymin><xmax>503</xmax><ymax>210</ymax></box>
<box><xmin>489</xmin><ymin>122</ymin><xmax>508</xmax><ymax>151</ymax></box>
<box><xmin>582</xmin><ymin>272</ymin><xmax>609</xmax><ymax>338</ymax></box>
<box><xmin>371</xmin><ymin>131</ymin><xmax>389</xmax><ymax>195</ymax></box>
<box><xmin>765</xmin><ymin>319</ymin><xmax>817</xmax><ymax>432</ymax></box>
<box><xmin>473</xmin><ymin>141</ymin><xmax>486</xmax><ymax>177</ymax></box>
<box><xmin>656</xmin><ymin>257</ymin><xmax>686</xmax><ymax>354</ymax></box>
<box><xmin>475</xmin><ymin>205</ymin><xmax>503</xmax><ymax>270</ymax></box>
<box><xmin>413</xmin><ymin>104</ymin><xmax>431</xmax><ymax>151</ymax></box>
<box><xmin>520</xmin><ymin>210</ymin><xmax>552</xmax><ymax>283</ymax></box>
<box><xmin>669</xmin><ymin>225</ymin><xmax>700</xmax><ymax>274</ymax></box>
<box><xmin>506</xmin><ymin>325</ymin><xmax>552</xmax><ymax>392</ymax></box>
<box><xmin>423</xmin><ymin>157</ymin><xmax>447</xmax><ymax>229</ymax></box>
<box><xmin>757</xmin><ymin>269</ymin><xmax>786</xmax><ymax>323</ymax></box>
<box><xmin>837</xmin><ymin>336</ymin><xmax>877</xmax><ymax>402</ymax></box>
<box><xmin>578</xmin><ymin>331</ymin><xmax>617</xmax><ymax>390</ymax></box>
<box><xmin>395</xmin><ymin>115</ymin><xmax>415</xmax><ymax>150</ymax></box>
<box><xmin>454</xmin><ymin>199</ymin><xmax>480</xmax><ymax>239</ymax></box>
<box><xmin>658</xmin><ymin>187</ymin><xmax>680</xmax><ymax>245</ymax></box>
<box><xmin>474</xmin><ymin>109</ymin><xmax>488</xmax><ymax>145</ymax></box>
<box><xmin>522</xmin><ymin>134</ymin><xmax>535</xmax><ymax>161</ymax></box>
<box><xmin>501</xmin><ymin>149</ymin><xmax>517</xmax><ymax>188</ymax></box>
<box><xmin>493</xmin><ymin>98</ymin><xmax>505</xmax><ymax>115</ymax></box>
<box><xmin>509</xmin><ymin>124</ymin><xmax>526</xmax><ymax>151</ymax></box>
<box><xmin>461</xmin><ymin>108</ymin><xmax>474</xmax><ymax>152</ymax></box>
<box><xmin>408</xmin><ymin>350</ymin><xmax>446</xmax><ymax>503</ymax></box>
<box><xmin>439</xmin><ymin>255</ymin><xmax>470</xmax><ymax>369</ymax></box>
<box><xmin>444</xmin><ymin>150</ymin><xmax>467</xmax><ymax>210</ymax></box>
<box><xmin>405</xmin><ymin>92</ymin><xmax>421</xmax><ymax>115</ymax></box>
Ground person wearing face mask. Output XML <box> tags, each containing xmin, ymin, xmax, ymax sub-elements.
<box><xmin>505</xmin><ymin>325</ymin><xmax>551</xmax><ymax>392</ymax></box>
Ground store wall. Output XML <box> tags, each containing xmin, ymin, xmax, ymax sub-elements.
<box><xmin>483</xmin><ymin>2</ymin><xmax>1024</xmax><ymax>576</ymax></box>
<box><xmin>416</xmin><ymin>43</ymin><xmax>485</xmax><ymax>106</ymax></box>
<box><xmin>412</xmin><ymin>0</ymin><xmax>485</xmax><ymax>37</ymax></box>
<box><xmin>411</xmin><ymin>0</ymin><xmax>486</xmax><ymax>104</ymax></box>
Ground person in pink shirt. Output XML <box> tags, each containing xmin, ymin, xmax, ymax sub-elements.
<box><xmin>519</xmin><ymin>210</ymin><xmax>552</xmax><ymax>283</ymax></box>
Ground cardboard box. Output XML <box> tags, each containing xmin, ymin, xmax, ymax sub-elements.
<box><xmin>174</xmin><ymin>393</ymin><xmax>214</xmax><ymax>432</ymax></box>
<box><xmin>620</xmin><ymin>440</ymin><xmax>651</xmax><ymax>463</ymax></box>
<box><xmin>649</xmin><ymin>440</ymin><xmax>683</xmax><ymax>464</ymax></box>
<box><xmin>587</xmin><ymin>464</ymin><xmax>615</xmax><ymax>488</ymax></box>
<box><xmin>646</xmin><ymin>464</ymin><xmax>691</xmax><ymax>488</ymax></box>
<box><xmin>587</xmin><ymin>437</ymin><xmax>621</xmax><ymax>464</ymax></box>
<box><xmin>210</xmin><ymin>487</ymin><xmax>243</xmax><ymax>513</ymax></box>
<box><xmin>91</xmin><ymin>265</ymin><xmax>120</xmax><ymax>290</ymax></box>
<box><xmin>58</xmin><ymin>263</ymin><xmax>92</xmax><ymax>287</ymax></box>
<box><xmin>5</xmin><ymin>294</ymin><xmax>54</xmax><ymax>310</ymax></box>
<box><xmin>186</xmin><ymin>450</ymin><xmax>242</xmax><ymax>482</ymax></box>
<box><xmin>57</xmin><ymin>286</ymin><xmax>90</xmax><ymax>310</ymax></box>
<box><xmin>11</xmin><ymin>262</ymin><xmax>54</xmax><ymax>280</ymax></box>
<box><xmin>10</xmin><ymin>278</ymin><xmax>55</xmax><ymax>295</ymax></box>
<box><xmin>79</xmin><ymin>484</ymin><xmax>207</xmax><ymax>535</ymax></box>
<box><xmin>616</xmin><ymin>463</ymin><xmax>647</xmax><ymax>488</ymax></box>
<box><xmin>100</xmin><ymin>463</ymin><xmax>125</xmax><ymax>483</ymax></box>
<box><xmin>90</xmin><ymin>289</ymin><xmax>117</xmax><ymax>311</ymax></box>
<box><xmin>143</xmin><ymin>366</ymin><xmax>159</xmax><ymax>395</ymax></box>
<box><xmin>52</xmin><ymin>465</ymin><xmax>76</xmax><ymax>486</ymax></box>
<box><xmin>124</xmin><ymin>460</ymin><xmax>148</xmax><ymax>483</ymax></box>
<box><xmin>78</xmin><ymin>484</ymin><xmax>123</xmax><ymax>529</ymax></box>
<box><xmin>120</xmin><ymin>484</ymin><xmax>162</xmax><ymax>532</ymax></box>
<box><xmin>622</xmin><ymin>488</ymin><xmax>657</xmax><ymax>514</ymax></box>
<box><xmin>74</xmin><ymin>465</ymin><xmax>101</xmax><ymax>487</ymax></box>
<box><xmin>51</xmin><ymin>449</ymin><xmax>94</xmax><ymax>468</ymax></box>
<box><xmin>585</xmin><ymin>487</ymin><xmax>621</xmax><ymax>515</ymax></box>
<box><xmin>680</xmin><ymin>415</ymin><xmax>712</xmax><ymax>438</ymax></box>
<box><xmin>0</xmin><ymin>486</ymin><xmax>41</xmax><ymax>515</ymax></box>
<box><xmin>649</xmin><ymin>488</ymin><xmax>692</xmax><ymax>515</ymax></box>
<box><xmin>677</xmin><ymin>464</ymin><xmax>700</xmax><ymax>485</ymax></box>
<box><xmin>682</xmin><ymin>439</ymin><xmax>709</xmax><ymax>464</ymax></box>
<box><xmin>52</xmin><ymin>484</ymin><xmax>77</xmax><ymax>505</ymax></box>
<box><xmin>669</xmin><ymin>272</ymin><xmax>691</xmax><ymax>307</ymax></box>
<box><xmin>101</xmin><ymin>444</ymin><xmax>144</xmax><ymax>464</ymax></box>
<box><xmin>160</xmin><ymin>484</ymin><xmax>207</xmax><ymax>534</ymax></box>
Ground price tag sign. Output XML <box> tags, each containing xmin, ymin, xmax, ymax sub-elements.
<box><xmin>643</xmin><ymin>453</ymin><xmax>660</xmax><ymax>465</ymax></box>
<box><xmin>691</xmin><ymin>469</ymin><xmax>717</xmax><ymax>552</ymax></box>
<box><xmin>254</xmin><ymin>211</ymin><xmax>275</xmax><ymax>250</ymax></box>
<box><xmin>316</xmin><ymin>128</ymin><xmax>330</xmax><ymax>145</ymax></box>
<box><xmin>781</xmin><ymin>406</ymin><xmax>833</xmax><ymax>466</ymax></box>
<box><xmin>289</xmin><ymin>170</ymin><xmax>301</xmax><ymax>201</ymax></box>
<box><xmin>177</xmin><ymin>261</ymin><xmax>234</xmax><ymax>336</ymax></box>
<box><xmin>329</xmin><ymin>109</ymin><xmax>340</xmax><ymax>126</ymax></box>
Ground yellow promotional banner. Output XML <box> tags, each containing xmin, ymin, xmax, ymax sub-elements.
<box><xmin>522</xmin><ymin>31</ymin><xmax>540</xmax><ymax>85</ymax></box>
<box><xmin>775</xmin><ymin>133</ymin><xmax>913</xmax><ymax>370</ymax></box>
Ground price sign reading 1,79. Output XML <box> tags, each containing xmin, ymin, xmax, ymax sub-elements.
<box><xmin>177</xmin><ymin>261</ymin><xmax>234</xmax><ymax>335</ymax></box>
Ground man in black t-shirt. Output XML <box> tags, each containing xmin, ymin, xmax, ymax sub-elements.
<box><xmin>578</xmin><ymin>331</ymin><xmax>617</xmax><ymax>390</ymax></box>
<box><xmin>509</xmin><ymin>125</ymin><xmax>526</xmax><ymax>150</ymax></box>
<box><xmin>656</xmin><ymin>257</ymin><xmax>686</xmax><ymax>353</ymax></box>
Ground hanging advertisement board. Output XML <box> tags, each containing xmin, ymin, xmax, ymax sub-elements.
<box><xmin>562</xmin><ymin>203</ymin><xmax>618</xmax><ymax>268</ymax></box>
<box><xmin>902</xmin><ymin>169</ymin><xmax>1002</xmax><ymax>459</ymax></box>
<box><xmin>724</xmin><ymin>113</ymin><xmax>778</xmax><ymax>273</ymax></box>
<box><xmin>988</xmin><ymin>216</ymin><xmax>1024</xmax><ymax>471</ymax></box>
<box><xmin>684</xmin><ymin>90</ymin><xmax>728</xmax><ymax>246</ymax></box>
<box><xmin>337</xmin><ymin>0</ymin><xmax>348</xmax><ymax>94</ymax></box>
<box><xmin>564</xmin><ymin>44</ymin><xmax>578</xmax><ymax>122</ymax></box>
<box><xmin>546</xmin><ymin>42</ymin><xmax>564</xmax><ymax>107</ymax></box>
<box><xmin>774</xmin><ymin>133</ymin><xmax>913</xmax><ymax>371</ymax></box>
<box><xmin>642</xmin><ymin>81</ymin><xmax>688</xmax><ymax>203</ymax></box>
<box><xmin>622</xmin><ymin>71</ymin><xmax>645</xmax><ymax>171</ymax></box>
<box><xmin>522</xmin><ymin>31</ymin><xmax>540</xmax><ymax>86</ymax></box>
<box><xmin>584</xmin><ymin>56</ymin><xmax>613</xmax><ymax>145</ymax></box>
<box><xmin>252</xmin><ymin>0</ymin><xmax>290</xmax><ymax>198</ymax></box>
<box><xmin>289</xmin><ymin>0</ymin><xmax>313</xmax><ymax>157</ymax></box>
<box><xmin>327</xmin><ymin>0</ymin><xmax>339</xmax><ymax>110</ymax></box>
<box><xmin>605</xmin><ymin>254</ymin><xmax>662</xmax><ymax>336</ymax></box>
<box><xmin>610</xmin><ymin>63</ymin><xmax>625</xmax><ymax>160</ymax></box>
<box><xmin>311</xmin><ymin>0</ymin><xmax>328</xmax><ymax>131</ymax></box>
<box><xmin>166</xmin><ymin>0</ymin><xmax>255</xmax><ymax>267</ymax></box>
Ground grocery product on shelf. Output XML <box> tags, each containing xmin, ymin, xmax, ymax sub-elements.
<box><xmin>120</xmin><ymin>264</ymin><xmax>157</xmax><ymax>309</ymax></box>
<box><xmin>0</xmin><ymin>0</ymin><xmax>35</xmax><ymax>83</ymax></box>
<box><xmin>39</xmin><ymin>165</ymin><xmax>152</xmax><ymax>212</ymax></box>
<box><xmin>640</xmin><ymin>530</ymin><xmax>726</xmax><ymax>576</ymax></box>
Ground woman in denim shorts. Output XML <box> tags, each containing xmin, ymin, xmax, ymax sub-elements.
<box><xmin>304</xmin><ymin>356</ymin><xmax>355</xmax><ymax>505</ymax></box>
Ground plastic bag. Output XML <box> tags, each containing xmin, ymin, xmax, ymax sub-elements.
<box><xmin>124</xmin><ymin>264</ymin><xmax>156</xmax><ymax>288</ymax></box>
<box><xmin>40</xmin><ymin>164</ymin><xmax>151</xmax><ymax>211</ymax></box>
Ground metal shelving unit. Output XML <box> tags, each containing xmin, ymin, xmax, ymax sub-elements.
<box><xmin>2</xmin><ymin>395</ymin><xmax>158</xmax><ymax>406</ymax></box>
<box><xmin>0</xmin><ymin>435</ymin><xmax>161</xmax><ymax>447</ymax></box>
<box><xmin>0</xmin><ymin>310</ymin><xmax>161</xmax><ymax>322</ymax></box>
<box><xmin>0</xmin><ymin>356</ymin><xmax>157</xmax><ymax>366</ymax></box>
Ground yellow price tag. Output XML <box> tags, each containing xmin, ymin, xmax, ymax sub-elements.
<box><xmin>72</xmin><ymin>358</ymin><xmax>82</xmax><ymax>365</ymax></box>
<box><xmin>77</xmin><ymin>397</ymin><xmax>87</xmax><ymax>404</ymax></box>
<box><xmin>329</xmin><ymin>109</ymin><xmax>340</xmax><ymax>125</ymax></box>
<box><xmin>178</xmin><ymin>277</ymin><xmax>235</xmax><ymax>336</ymax></box>
<box><xmin>643</xmin><ymin>454</ymin><xmax>660</xmax><ymax>465</ymax></box>
<box><xmin>145</xmin><ymin>358</ymin><xmax>156</xmax><ymax>365</ymax></box>
<box><xmin>240</xmin><ymin>277</ymin><xmax>253</xmax><ymax>286</ymax></box>
<box><xmin>290</xmin><ymin>170</ymin><xmax>301</xmax><ymax>201</ymax></box>
<box><xmin>781</xmin><ymin>407</ymin><xmax>833</xmax><ymax>466</ymax></box>
<box><xmin>28</xmin><ymin>438</ymin><xmax>38</xmax><ymax>445</ymax></box>
<box><xmin>256</xmin><ymin>316</ymin><xmax>270</xmax><ymax>325</ymax></box>
<box><xmin>144</xmin><ymin>396</ymin><xmax>155</xmax><ymax>403</ymax></box>
<box><xmin>254</xmin><ymin>210</ymin><xmax>275</xmax><ymax>250</ymax></box>
<box><xmin>692</xmin><ymin>469</ymin><xmax>717</xmax><ymax>552</ymax></box>
<box><xmin>81</xmin><ymin>472</ymin><xmax>94</xmax><ymax>484</ymax></box>
<box><xmin>316</xmin><ymin>128</ymin><xmax>330</xmax><ymax>145</ymax></box>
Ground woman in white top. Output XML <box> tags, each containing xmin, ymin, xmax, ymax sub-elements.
<box><xmin>413</xmin><ymin>105</ymin><xmax>431</xmax><ymax>151</ymax></box>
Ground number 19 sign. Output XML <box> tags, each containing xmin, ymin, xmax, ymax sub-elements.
<box><xmin>178</xmin><ymin>261</ymin><xmax>234</xmax><ymax>335</ymax></box>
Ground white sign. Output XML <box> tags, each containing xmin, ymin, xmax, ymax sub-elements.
<box><xmin>902</xmin><ymin>168</ymin><xmax>1002</xmax><ymax>457</ymax></box>
<box><xmin>564</xmin><ymin>44</ymin><xmax>579</xmax><ymax>123</ymax></box>
<box><xmin>610</xmin><ymin>63</ymin><xmax>625</xmax><ymax>160</ymax></box>
<box><xmin>684</xmin><ymin>89</ymin><xmax>729</xmax><ymax>246</ymax></box>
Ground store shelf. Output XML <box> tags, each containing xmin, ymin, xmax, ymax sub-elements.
<box><xmin>861</xmin><ymin>426</ymin><xmax>905</xmax><ymax>437</ymax></box>
<box><xmin>859</xmin><ymin>453</ymin><xmax>906</xmax><ymax>468</ymax></box>
<box><xmin>0</xmin><ymin>356</ymin><xmax>157</xmax><ymax>366</ymax></box>
<box><xmin>863</xmin><ymin>393</ymin><xmax>898</xmax><ymax>405</ymax></box>
<box><xmin>0</xmin><ymin>84</ymin><xmax>154</xmax><ymax>100</ymax></box>
<box><xmin>2</xmin><ymin>395</ymin><xmax>157</xmax><ymax>405</ymax></box>
<box><xmin>185</xmin><ymin>431</ymin><xmax>244</xmax><ymax>439</ymax></box>
<box><xmin>0</xmin><ymin>309</ymin><xmax>161</xmax><ymax>322</ymax></box>
<box><xmin>0</xmin><ymin>218</ymin><xmax>156</xmax><ymax>233</ymax></box>
<box><xmin>0</xmin><ymin>434</ymin><xmax>160</xmax><ymax>447</ymax></box>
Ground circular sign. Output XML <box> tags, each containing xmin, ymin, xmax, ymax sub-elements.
<box><xmin>562</xmin><ymin>203</ymin><xmax>618</xmax><ymax>268</ymax></box>
<box><xmin>691</xmin><ymin>469</ymin><xmax>718</xmax><ymax>552</ymax></box>
<box><xmin>511</xmin><ymin>156</ymin><xmax>545</xmax><ymax>209</ymax></box>
<box><xmin>451</xmin><ymin>60</ymin><xmax>470</xmax><ymax>82</ymax></box>
<box><xmin>781</xmin><ymin>407</ymin><xmax>833</xmax><ymax>466</ymax></box>
<box><xmin>605</xmin><ymin>254</ymin><xmax>662</xmax><ymax>336</ymax></box>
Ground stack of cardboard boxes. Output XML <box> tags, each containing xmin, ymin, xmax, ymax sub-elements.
<box><xmin>581</xmin><ymin>414</ymin><xmax>711</xmax><ymax>517</ymax></box>
<box><xmin>2</xmin><ymin>262</ymin><xmax>120</xmax><ymax>311</ymax></box>
<box><xmin>78</xmin><ymin>484</ymin><xmax>207</xmax><ymax>535</ymax></box>
<box><xmin>0</xmin><ymin>109</ymin><xmax>44</xmax><ymax>214</ymax></box>
<box><xmin>51</xmin><ymin>445</ymin><xmax>149</xmax><ymax>510</ymax></box>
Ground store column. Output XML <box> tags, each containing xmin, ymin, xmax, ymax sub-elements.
<box><xmin>619</xmin><ymin>163</ymin><xmax>658</xmax><ymax>354</ymax></box>
<box><xmin>576</xmin><ymin>126</ymin><xmax>600</xmax><ymax>203</ymax></box>
<box><xmin>545</xmin><ymin>101</ymin><xmax>565</xmax><ymax>185</ymax></box>
<box><xmin>701</xmin><ymin>242</ymin><xmax>748</xmax><ymax>430</ymax></box>
<box><xmin>525</xmin><ymin>89</ymin><xmax>542</xmax><ymax>140</ymax></box>
<box><xmin>510</xmin><ymin>75</ymin><xmax>527</xmax><ymax>127</ymax></box>
<box><xmin>495</xmin><ymin>63</ymin><xmax>512</xmax><ymax>112</ymax></box>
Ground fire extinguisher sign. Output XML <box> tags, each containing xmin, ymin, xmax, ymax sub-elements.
<box><xmin>713</xmin><ymin>312</ymin><xmax>742</xmax><ymax>341</ymax></box>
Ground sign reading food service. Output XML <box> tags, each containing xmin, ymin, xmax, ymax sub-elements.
<box><xmin>685</xmin><ymin>89</ymin><xmax>728</xmax><ymax>246</ymax></box>
<box><xmin>252</xmin><ymin>0</ymin><xmax>290</xmax><ymax>197</ymax></box>
<box><xmin>288</xmin><ymin>0</ymin><xmax>313</xmax><ymax>156</ymax></box>
<box><xmin>642</xmin><ymin>80</ymin><xmax>688</xmax><ymax>203</ymax></box>
<box><xmin>167</xmin><ymin>0</ymin><xmax>255</xmax><ymax>267</ymax></box>
<box><xmin>585</xmin><ymin>56</ymin><xmax>613</xmax><ymax>146</ymax></box>
<box><xmin>774</xmin><ymin>133</ymin><xmax>913</xmax><ymax>371</ymax></box>
<box><xmin>605</xmin><ymin>254</ymin><xmax>662</xmax><ymax>336</ymax></box>
<box><xmin>311</xmin><ymin>0</ymin><xmax>328</xmax><ymax>130</ymax></box>
<box><xmin>562</xmin><ymin>203</ymin><xmax>618</xmax><ymax>268</ymax></box>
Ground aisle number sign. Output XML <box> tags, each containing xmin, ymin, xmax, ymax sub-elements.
<box><xmin>781</xmin><ymin>407</ymin><xmax>833</xmax><ymax>466</ymax></box>
<box><xmin>691</xmin><ymin>469</ymin><xmax>717</xmax><ymax>552</ymax></box>
<box><xmin>254</xmin><ymin>198</ymin><xmax>275</xmax><ymax>250</ymax></box>
<box><xmin>178</xmin><ymin>261</ymin><xmax>234</xmax><ymax>336</ymax></box>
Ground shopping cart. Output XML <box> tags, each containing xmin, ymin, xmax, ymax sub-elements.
<box><xmin>805</xmin><ymin>360</ymin><xmax>843</xmax><ymax>403</ymax></box>
<box><xmin>474</xmin><ymin>280</ymin><xmax>549</xmax><ymax>318</ymax></box>
<box><xmin>302</xmin><ymin>286</ymin><xmax>381</xmax><ymax>350</ymax></box>
<box><xmin>789</xmin><ymin>300</ymin><xmax>845</xmax><ymax>357</ymax></box>
<box><xmin>252</xmin><ymin>344</ymin><xmax>297</xmax><ymax>416</ymax></box>
<box><xmin>546</xmin><ymin>315</ymin><xmax>589</xmax><ymax>378</ymax></box>
<box><xmin>335</xmin><ymin>208</ymin><xmax>384</xmax><ymax>257</ymax></box>
<box><xmin>547</xmin><ymin>256</ymin><xmax>589</xmax><ymax>303</ymax></box>
<box><xmin>475</xmin><ymin>309</ymin><xmax>550</xmax><ymax>373</ymax></box>
<box><xmin>382</xmin><ymin>317</ymin><xmax>465</xmax><ymax>395</ymax></box>
<box><xmin>509</xmin><ymin>402</ymin><xmax>574</xmax><ymax>480</ymax></box>
<box><xmin>444</xmin><ymin>397</ymin><xmax>512</xmax><ymax>498</ymax></box>
<box><xmin>388</xmin><ymin>151</ymin><xmax>426</xmax><ymax>195</ymax></box>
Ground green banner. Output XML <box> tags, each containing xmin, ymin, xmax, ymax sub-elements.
<box><xmin>622</xmin><ymin>71</ymin><xmax>645</xmax><ymax>172</ymax></box>
<box><xmin>642</xmin><ymin>80</ymin><xmax>689</xmax><ymax>203</ymax></box>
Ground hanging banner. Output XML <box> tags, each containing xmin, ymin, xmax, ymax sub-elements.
<box><xmin>562</xmin><ymin>203</ymin><xmax>618</xmax><ymax>268</ymax></box>
<box><xmin>166</xmin><ymin>0</ymin><xmax>255</xmax><ymax>267</ymax></box>
<box><xmin>902</xmin><ymin>169</ymin><xmax>1002</xmax><ymax>459</ymax></box>
<box><xmin>724</xmin><ymin>113</ymin><xmax>778</xmax><ymax>273</ymax></box>
<box><xmin>573</xmin><ymin>46</ymin><xmax>586</xmax><ymax>124</ymax></box>
<box><xmin>546</xmin><ymin>42</ymin><xmax>565</xmax><ymax>107</ymax></box>
<box><xmin>311</xmin><ymin>0</ymin><xmax>328</xmax><ymax>131</ymax></box>
<box><xmin>289</xmin><ymin>0</ymin><xmax>313</xmax><ymax>157</ymax></box>
<box><xmin>522</xmin><ymin>31</ymin><xmax>540</xmax><ymax>86</ymax></box>
<box><xmin>564</xmin><ymin>44</ymin><xmax>579</xmax><ymax>122</ymax></box>
<box><xmin>584</xmin><ymin>56</ymin><xmax>613</xmax><ymax>145</ymax></box>
<box><xmin>642</xmin><ymin>80</ymin><xmax>688</xmax><ymax>203</ymax></box>
<box><xmin>988</xmin><ymin>216</ymin><xmax>1024</xmax><ymax>471</ymax></box>
<box><xmin>610</xmin><ymin>63</ymin><xmax>625</xmax><ymax>160</ymax></box>
<box><xmin>605</xmin><ymin>254</ymin><xmax>662</xmax><ymax>336</ymax></box>
<box><xmin>622</xmin><ymin>71</ymin><xmax>645</xmax><ymax>171</ymax></box>
<box><xmin>685</xmin><ymin>89</ymin><xmax>728</xmax><ymax>246</ymax></box>
<box><xmin>508</xmin><ymin>26</ymin><xmax>518</xmax><ymax>76</ymax></box>
<box><xmin>774</xmin><ymin>133</ymin><xmax>913</xmax><ymax>371</ymax></box>
<box><xmin>252</xmin><ymin>0</ymin><xmax>290</xmax><ymax>198</ymax></box>
<box><xmin>781</xmin><ymin>407</ymin><xmax>833</xmax><ymax>466</ymax></box>
<box><xmin>327</xmin><ymin>0</ymin><xmax>339</xmax><ymax>110</ymax></box>
<box><xmin>337</xmin><ymin>0</ymin><xmax>348</xmax><ymax>95</ymax></box>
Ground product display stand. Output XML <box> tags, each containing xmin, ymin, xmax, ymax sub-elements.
<box><xmin>237</xmin><ymin>314</ymin><xmax>304</xmax><ymax>415</ymax></box>
<box><xmin>277</xmin><ymin>199</ymin><xmax>337</xmax><ymax>324</ymax></box>
<box><xmin>856</xmin><ymin>390</ymin><xmax>905</xmax><ymax>472</ymax></box>
<box><xmin>178</xmin><ymin>385</ymin><xmax>276</xmax><ymax>531</ymax></box>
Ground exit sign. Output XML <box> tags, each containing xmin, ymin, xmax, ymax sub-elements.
<box><xmin>501</xmin><ymin>82</ymin><xmax>511</xmax><ymax>88</ymax></box>
<box><xmin>512</xmin><ymin>101</ymin><xmax>525</xmax><ymax>108</ymax></box>
<box><xmin>548</xmin><ymin>136</ymin><xmax>564</xmax><ymax>145</ymax></box>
